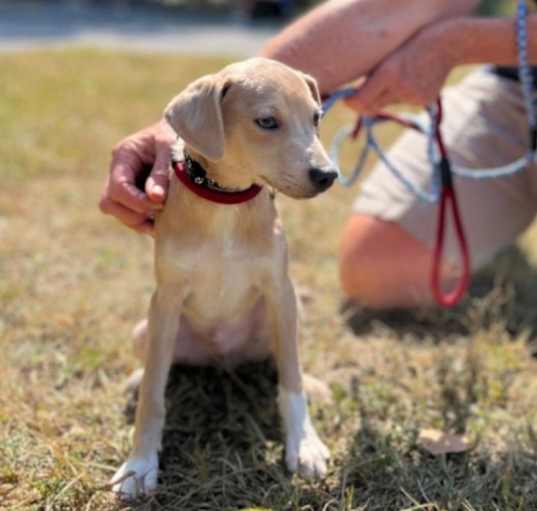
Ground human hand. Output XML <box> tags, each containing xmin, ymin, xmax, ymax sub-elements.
<box><xmin>345</xmin><ymin>19</ymin><xmax>461</xmax><ymax>114</ymax></box>
<box><xmin>99</xmin><ymin>120</ymin><xmax>176</xmax><ymax>235</ymax></box>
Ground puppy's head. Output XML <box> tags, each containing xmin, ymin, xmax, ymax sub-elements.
<box><xmin>164</xmin><ymin>58</ymin><xmax>337</xmax><ymax>198</ymax></box>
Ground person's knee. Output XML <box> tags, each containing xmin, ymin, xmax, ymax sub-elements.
<box><xmin>339</xmin><ymin>214</ymin><xmax>388</xmax><ymax>303</ymax></box>
<box><xmin>339</xmin><ymin>214</ymin><xmax>433</xmax><ymax>307</ymax></box>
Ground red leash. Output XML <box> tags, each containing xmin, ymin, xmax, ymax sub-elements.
<box><xmin>430</xmin><ymin>98</ymin><xmax>470</xmax><ymax>307</ymax></box>
<box><xmin>347</xmin><ymin>98</ymin><xmax>471</xmax><ymax>307</ymax></box>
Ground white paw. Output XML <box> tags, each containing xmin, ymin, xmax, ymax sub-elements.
<box><xmin>278</xmin><ymin>387</ymin><xmax>330</xmax><ymax>479</ymax></box>
<box><xmin>285</xmin><ymin>425</ymin><xmax>330</xmax><ymax>479</ymax></box>
<box><xmin>111</xmin><ymin>452</ymin><xmax>159</xmax><ymax>500</ymax></box>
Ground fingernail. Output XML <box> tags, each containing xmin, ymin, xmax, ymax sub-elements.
<box><xmin>153</xmin><ymin>185</ymin><xmax>165</xmax><ymax>197</ymax></box>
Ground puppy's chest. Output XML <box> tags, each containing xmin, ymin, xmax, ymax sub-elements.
<box><xmin>157</xmin><ymin>227</ymin><xmax>273</xmax><ymax>319</ymax></box>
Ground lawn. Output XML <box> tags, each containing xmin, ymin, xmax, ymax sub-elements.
<box><xmin>2</xmin><ymin>50</ymin><xmax>537</xmax><ymax>511</ymax></box>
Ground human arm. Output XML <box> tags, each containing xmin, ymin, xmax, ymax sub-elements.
<box><xmin>260</xmin><ymin>0</ymin><xmax>479</xmax><ymax>94</ymax></box>
<box><xmin>346</xmin><ymin>13</ymin><xmax>537</xmax><ymax>113</ymax></box>
<box><xmin>449</xmin><ymin>14</ymin><xmax>537</xmax><ymax>67</ymax></box>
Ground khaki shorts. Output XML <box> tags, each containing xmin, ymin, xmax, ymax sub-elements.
<box><xmin>353</xmin><ymin>68</ymin><xmax>537</xmax><ymax>270</ymax></box>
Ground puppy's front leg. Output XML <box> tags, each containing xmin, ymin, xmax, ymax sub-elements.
<box><xmin>112</xmin><ymin>287</ymin><xmax>183</xmax><ymax>499</ymax></box>
<box><xmin>268</xmin><ymin>276</ymin><xmax>329</xmax><ymax>479</ymax></box>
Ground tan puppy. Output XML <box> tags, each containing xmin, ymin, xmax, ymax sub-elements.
<box><xmin>111</xmin><ymin>58</ymin><xmax>337</xmax><ymax>499</ymax></box>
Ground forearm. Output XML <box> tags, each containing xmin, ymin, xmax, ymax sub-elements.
<box><xmin>440</xmin><ymin>14</ymin><xmax>537</xmax><ymax>67</ymax></box>
<box><xmin>260</xmin><ymin>0</ymin><xmax>478</xmax><ymax>93</ymax></box>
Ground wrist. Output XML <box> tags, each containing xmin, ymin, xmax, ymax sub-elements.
<box><xmin>419</xmin><ymin>17</ymin><xmax>467</xmax><ymax>72</ymax></box>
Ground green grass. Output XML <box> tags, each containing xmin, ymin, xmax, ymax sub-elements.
<box><xmin>2</xmin><ymin>50</ymin><xmax>537</xmax><ymax>510</ymax></box>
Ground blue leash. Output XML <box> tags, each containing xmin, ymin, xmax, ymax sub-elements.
<box><xmin>321</xmin><ymin>87</ymin><xmax>357</xmax><ymax>113</ymax></box>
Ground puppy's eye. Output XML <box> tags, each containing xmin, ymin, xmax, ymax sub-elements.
<box><xmin>255</xmin><ymin>117</ymin><xmax>279</xmax><ymax>130</ymax></box>
<box><xmin>313</xmin><ymin>111</ymin><xmax>322</xmax><ymax>127</ymax></box>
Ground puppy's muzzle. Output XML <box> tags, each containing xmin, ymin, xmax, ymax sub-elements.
<box><xmin>309</xmin><ymin>168</ymin><xmax>338</xmax><ymax>192</ymax></box>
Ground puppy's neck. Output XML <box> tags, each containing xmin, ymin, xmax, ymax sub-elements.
<box><xmin>187</xmin><ymin>149</ymin><xmax>256</xmax><ymax>191</ymax></box>
<box><xmin>162</xmin><ymin>153</ymin><xmax>274</xmax><ymax>246</ymax></box>
<box><xmin>162</xmin><ymin>144</ymin><xmax>272</xmax><ymax>242</ymax></box>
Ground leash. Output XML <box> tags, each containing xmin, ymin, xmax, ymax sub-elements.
<box><xmin>431</xmin><ymin>98</ymin><xmax>470</xmax><ymax>307</ymax></box>
<box><xmin>323</xmin><ymin>0</ymin><xmax>535</xmax><ymax>307</ymax></box>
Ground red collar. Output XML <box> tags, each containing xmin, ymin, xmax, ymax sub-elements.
<box><xmin>173</xmin><ymin>160</ymin><xmax>262</xmax><ymax>205</ymax></box>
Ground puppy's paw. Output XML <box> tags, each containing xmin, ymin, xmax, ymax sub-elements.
<box><xmin>286</xmin><ymin>426</ymin><xmax>330</xmax><ymax>479</ymax></box>
<box><xmin>278</xmin><ymin>387</ymin><xmax>329</xmax><ymax>479</ymax></box>
<box><xmin>111</xmin><ymin>452</ymin><xmax>159</xmax><ymax>500</ymax></box>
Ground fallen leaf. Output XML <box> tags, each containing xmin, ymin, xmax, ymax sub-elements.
<box><xmin>418</xmin><ymin>428</ymin><xmax>472</xmax><ymax>455</ymax></box>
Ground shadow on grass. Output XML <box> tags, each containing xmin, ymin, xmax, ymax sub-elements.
<box><xmin>117</xmin><ymin>353</ymin><xmax>537</xmax><ymax>510</ymax></box>
<box><xmin>122</xmin><ymin>360</ymin><xmax>328</xmax><ymax>511</ymax></box>
<box><xmin>342</xmin><ymin>245</ymin><xmax>537</xmax><ymax>345</ymax></box>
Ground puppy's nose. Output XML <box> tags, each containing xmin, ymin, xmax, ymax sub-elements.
<box><xmin>309</xmin><ymin>168</ymin><xmax>338</xmax><ymax>192</ymax></box>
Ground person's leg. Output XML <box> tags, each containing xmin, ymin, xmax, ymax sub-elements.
<box><xmin>340</xmin><ymin>215</ymin><xmax>444</xmax><ymax>307</ymax></box>
<box><xmin>340</xmin><ymin>69</ymin><xmax>537</xmax><ymax>308</ymax></box>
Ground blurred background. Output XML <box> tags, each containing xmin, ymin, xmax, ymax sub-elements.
<box><xmin>4</xmin><ymin>1</ymin><xmax>537</xmax><ymax>511</ymax></box>
<box><xmin>0</xmin><ymin>0</ymin><xmax>517</xmax><ymax>56</ymax></box>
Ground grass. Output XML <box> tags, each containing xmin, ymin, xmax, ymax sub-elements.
<box><xmin>2</xmin><ymin>49</ymin><xmax>537</xmax><ymax>510</ymax></box>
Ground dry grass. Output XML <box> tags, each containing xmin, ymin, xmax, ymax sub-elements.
<box><xmin>2</xmin><ymin>50</ymin><xmax>537</xmax><ymax>511</ymax></box>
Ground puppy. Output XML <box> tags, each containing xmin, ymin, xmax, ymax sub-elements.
<box><xmin>111</xmin><ymin>58</ymin><xmax>337</xmax><ymax>499</ymax></box>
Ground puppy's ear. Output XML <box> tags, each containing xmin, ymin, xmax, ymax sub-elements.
<box><xmin>164</xmin><ymin>74</ymin><xmax>231</xmax><ymax>161</ymax></box>
<box><xmin>299</xmin><ymin>71</ymin><xmax>321</xmax><ymax>106</ymax></box>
